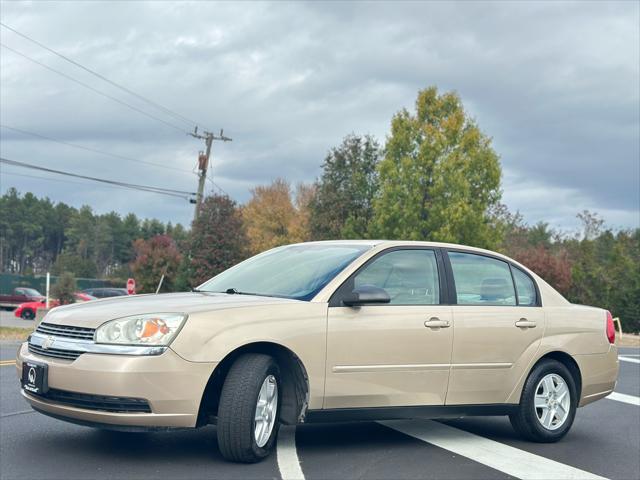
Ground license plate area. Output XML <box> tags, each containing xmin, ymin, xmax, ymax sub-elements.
<box><xmin>21</xmin><ymin>361</ymin><xmax>48</xmax><ymax>395</ymax></box>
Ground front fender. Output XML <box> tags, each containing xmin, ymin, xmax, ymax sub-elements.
<box><xmin>169</xmin><ymin>302</ymin><xmax>328</xmax><ymax>409</ymax></box>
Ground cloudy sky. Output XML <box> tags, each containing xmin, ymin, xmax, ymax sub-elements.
<box><xmin>1</xmin><ymin>1</ymin><xmax>638</xmax><ymax>232</ymax></box>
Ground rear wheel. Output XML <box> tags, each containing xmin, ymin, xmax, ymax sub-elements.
<box><xmin>21</xmin><ymin>309</ymin><xmax>35</xmax><ymax>320</ymax></box>
<box><xmin>216</xmin><ymin>354</ymin><xmax>281</xmax><ymax>463</ymax></box>
<box><xmin>510</xmin><ymin>359</ymin><xmax>577</xmax><ymax>442</ymax></box>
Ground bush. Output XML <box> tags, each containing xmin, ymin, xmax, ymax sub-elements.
<box><xmin>51</xmin><ymin>272</ymin><xmax>77</xmax><ymax>305</ymax></box>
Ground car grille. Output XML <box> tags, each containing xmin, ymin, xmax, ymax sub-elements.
<box><xmin>31</xmin><ymin>388</ymin><xmax>152</xmax><ymax>413</ymax></box>
<box><xmin>35</xmin><ymin>323</ymin><xmax>95</xmax><ymax>341</ymax></box>
<box><xmin>28</xmin><ymin>343</ymin><xmax>84</xmax><ymax>361</ymax></box>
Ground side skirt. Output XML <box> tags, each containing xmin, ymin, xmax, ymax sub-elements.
<box><xmin>303</xmin><ymin>404</ymin><xmax>518</xmax><ymax>423</ymax></box>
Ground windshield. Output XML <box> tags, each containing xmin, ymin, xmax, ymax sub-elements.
<box><xmin>198</xmin><ymin>243</ymin><xmax>371</xmax><ymax>300</ymax></box>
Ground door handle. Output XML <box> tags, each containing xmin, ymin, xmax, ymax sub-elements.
<box><xmin>424</xmin><ymin>317</ymin><xmax>450</xmax><ymax>328</ymax></box>
<box><xmin>515</xmin><ymin>318</ymin><xmax>537</xmax><ymax>329</ymax></box>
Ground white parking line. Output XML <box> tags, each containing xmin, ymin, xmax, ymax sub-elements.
<box><xmin>619</xmin><ymin>356</ymin><xmax>640</xmax><ymax>364</ymax></box>
<box><xmin>379</xmin><ymin>419</ymin><xmax>607</xmax><ymax>480</ymax></box>
<box><xmin>277</xmin><ymin>425</ymin><xmax>305</xmax><ymax>480</ymax></box>
<box><xmin>607</xmin><ymin>392</ymin><xmax>640</xmax><ymax>406</ymax></box>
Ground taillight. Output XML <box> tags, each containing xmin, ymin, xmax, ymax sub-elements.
<box><xmin>606</xmin><ymin>310</ymin><xmax>615</xmax><ymax>344</ymax></box>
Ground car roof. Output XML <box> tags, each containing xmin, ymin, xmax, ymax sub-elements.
<box><xmin>295</xmin><ymin>239</ymin><xmax>505</xmax><ymax>257</ymax></box>
<box><xmin>293</xmin><ymin>239</ymin><xmax>528</xmax><ymax>272</ymax></box>
<box><xmin>84</xmin><ymin>287</ymin><xmax>126</xmax><ymax>291</ymax></box>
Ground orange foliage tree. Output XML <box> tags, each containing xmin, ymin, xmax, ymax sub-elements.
<box><xmin>242</xmin><ymin>179</ymin><xmax>313</xmax><ymax>254</ymax></box>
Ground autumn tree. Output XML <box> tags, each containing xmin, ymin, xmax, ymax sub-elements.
<box><xmin>243</xmin><ymin>179</ymin><xmax>297</xmax><ymax>254</ymax></box>
<box><xmin>371</xmin><ymin>87</ymin><xmax>502</xmax><ymax>248</ymax></box>
<box><xmin>289</xmin><ymin>183</ymin><xmax>316</xmax><ymax>243</ymax></box>
<box><xmin>242</xmin><ymin>179</ymin><xmax>313</xmax><ymax>254</ymax></box>
<box><xmin>187</xmin><ymin>194</ymin><xmax>248</xmax><ymax>286</ymax></box>
<box><xmin>309</xmin><ymin>134</ymin><xmax>381</xmax><ymax>239</ymax></box>
<box><xmin>511</xmin><ymin>246</ymin><xmax>572</xmax><ymax>295</ymax></box>
<box><xmin>130</xmin><ymin>235</ymin><xmax>182</xmax><ymax>293</ymax></box>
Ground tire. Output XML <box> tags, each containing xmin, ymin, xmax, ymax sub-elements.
<box><xmin>216</xmin><ymin>353</ymin><xmax>281</xmax><ymax>463</ymax></box>
<box><xmin>510</xmin><ymin>359</ymin><xmax>577</xmax><ymax>442</ymax></box>
<box><xmin>21</xmin><ymin>309</ymin><xmax>35</xmax><ymax>320</ymax></box>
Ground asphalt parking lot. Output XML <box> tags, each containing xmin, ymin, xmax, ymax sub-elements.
<box><xmin>0</xmin><ymin>340</ymin><xmax>638</xmax><ymax>480</ymax></box>
<box><xmin>0</xmin><ymin>309</ymin><xmax>33</xmax><ymax>329</ymax></box>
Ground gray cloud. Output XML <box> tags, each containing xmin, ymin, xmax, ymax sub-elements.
<box><xmin>1</xmin><ymin>0</ymin><xmax>638</xmax><ymax>231</ymax></box>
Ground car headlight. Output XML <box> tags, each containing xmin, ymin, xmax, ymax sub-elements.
<box><xmin>95</xmin><ymin>313</ymin><xmax>187</xmax><ymax>346</ymax></box>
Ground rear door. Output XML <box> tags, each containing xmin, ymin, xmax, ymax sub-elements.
<box><xmin>444</xmin><ymin>250</ymin><xmax>545</xmax><ymax>405</ymax></box>
<box><xmin>324</xmin><ymin>248</ymin><xmax>453</xmax><ymax>409</ymax></box>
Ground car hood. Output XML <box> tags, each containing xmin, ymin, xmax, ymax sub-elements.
<box><xmin>42</xmin><ymin>291</ymin><xmax>301</xmax><ymax>328</ymax></box>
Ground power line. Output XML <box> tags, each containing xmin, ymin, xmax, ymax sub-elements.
<box><xmin>0</xmin><ymin>22</ymin><xmax>204</xmax><ymax>130</ymax></box>
<box><xmin>0</xmin><ymin>43</ymin><xmax>188</xmax><ymax>133</ymax></box>
<box><xmin>0</xmin><ymin>157</ymin><xmax>196</xmax><ymax>199</ymax></box>
<box><xmin>0</xmin><ymin>124</ymin><xmax>195</xmax><ymax>176</ymax></box>
<box><xmin>206</xmin><ymin>166</ymin><xmax>231</xmax><ymax>197</ymax></box>
<box><xmin>0</xmin><ymin>156</ymin><xmax>194</xmax><ymax>195</ymax></box>
<box><xmin>2</xmin><ymin>169</ymin><xmax>178</xmax><ymax>194</ymax></box>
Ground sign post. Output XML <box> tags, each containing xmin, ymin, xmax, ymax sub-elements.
<box><xmin>45</xmin><ymin>272</ymin><xmax>50</xmax><ymax>309</ymax></box>
<box><xmin>126</xmin><ymin>278</ymin><xmax>136</xmax><ymax>295</ymax></box>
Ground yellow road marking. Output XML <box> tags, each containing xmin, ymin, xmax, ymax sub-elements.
<box><xmin>0</xmin><ymin>360</ymin><xmax>17</xmax><ymax>366</ymax></box>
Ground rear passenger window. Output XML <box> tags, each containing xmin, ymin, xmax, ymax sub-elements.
<box><xmin>449</xmin><ymin>252</ymin><xmax>516</xmax><ymax>306</ymax></box>
<box><xmin>354</xmin><ymin>249</ymin><xmax>440</xmax><ymax>305</ymax></box>
<box><xmin>512</xmin><ymin>267</ymin><xmax>537</xmax><ymax>306</ymax></box>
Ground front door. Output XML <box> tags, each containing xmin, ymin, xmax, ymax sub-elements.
<box><xmin>324</xmin><ymin>248</ymin><xmax>453</xmax><ymax>409</ymax></box>
<box><xmin>444</xmin><ymin>250</ymin><xmax>546</xmax><ymax>405</ymax></box>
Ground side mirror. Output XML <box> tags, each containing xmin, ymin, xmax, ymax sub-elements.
<box><xmin>342</xmin><ymin>285</ymin><xmax>391</xmax><ymax>307</ymax></box>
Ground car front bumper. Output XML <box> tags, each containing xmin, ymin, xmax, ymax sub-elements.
<box><xmin>16</xmin><ymin>342</ymin><xmax>216</xmax><ymax>429</ymax></box>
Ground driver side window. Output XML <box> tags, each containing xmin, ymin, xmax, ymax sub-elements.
<box><xmin>354</xmin><ymin>249</ymin><xmax>440</xmax><ymax>305</ymax></box>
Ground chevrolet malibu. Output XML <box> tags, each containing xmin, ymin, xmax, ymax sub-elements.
<box><xmin>17</xmin><ymin>241</ymin><xmax>619</xmax><ymax>463</ymax></box>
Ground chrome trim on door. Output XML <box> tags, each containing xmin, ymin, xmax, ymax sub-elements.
<box><xmin>451</xmin><ymin>363</ymin><xmax>513</xmax><ymax>370</ymax></box>
<box><xmin>333</xmin><ymin>363</ymin><xmax>451</xmax><ymax>373</ymax></box>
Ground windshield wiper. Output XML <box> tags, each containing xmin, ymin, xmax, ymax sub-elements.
<box><xmin>224</xmin><ymin>288</ymin><xmax>259</xmax><ymax>295</ymax></box>
<box><xmin>222</xmin><ymin>288</ymin><xmax>279</xmax><ymax>298</ymax></box>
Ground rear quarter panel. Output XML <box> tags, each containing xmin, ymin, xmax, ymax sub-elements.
<box><xmin>506</xmin><ymin>305</ymin><xmax>618</xmax><ymax>405</ymax></box>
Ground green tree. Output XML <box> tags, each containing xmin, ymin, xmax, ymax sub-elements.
<box><xmin>187</xmin><ymin>195</ymin><xmax>248</xmax><ymax>286</ymax></box>
<box><xmin>309</xmin><ymin>134</ymin><xmax>381</xmax><ymax>239</ymax></box>
<box><xmin>166</xmin><ymin>222</ymin><xmax>189</xmax><ymax>248</ymax></box>
<box><xmin>140</xmin><ymin>218</ymin><xmax>165</xmax><ymax>239</ymax></box>
<box><xmin>371</xmin><ymin>87</ymin><xmax>502</xmax><ymax>248</ymax></box>
<box><xmin>0</xmin><ymin>189</ymin><xmax>180</xmax><ymax>278</ymax></box>
<box><xmin>51</xmin><ymin>253</ymin><xmax>98</xmax><ymax>278</ymax></box>
<box><xmin>130</xmin><ymin>234</ymin><xmax>182</xmax><ymax>293</ymax></box>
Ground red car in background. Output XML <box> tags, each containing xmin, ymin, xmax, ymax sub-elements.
<box><xmin>14</xmin><ymin>292</ymin><xmax>96</xmax><ymax>320</ymax></box>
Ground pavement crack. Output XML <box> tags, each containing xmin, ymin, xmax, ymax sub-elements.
<box><xmin>1</xmin><ymin>409</ymin><xmax>35</xmax><ymax>419</ymax></box>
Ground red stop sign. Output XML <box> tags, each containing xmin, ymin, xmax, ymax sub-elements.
<box><xmin>126</xmin><ymin>278</ymin><xmax>136</xmax><ymax>295</ymax></box>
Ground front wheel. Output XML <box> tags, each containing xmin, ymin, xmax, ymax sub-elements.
<box><xmin>21</xmin><ymin>309</ymin><xmax>35</xmax><ymax>320</ymax></box>
<box><xmin>510</xmin><ymin>359</ymin><xmax>577</xmax><ymax>442</ymax></box>
<box><xmin>216</xmin><ymin>354</ymin><xmax>281</xmax><ymax>463</ymax></box>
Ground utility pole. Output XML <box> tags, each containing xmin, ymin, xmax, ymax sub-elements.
<box><xmin>189</xmin><ymin>127</ymin><xmax>232</xmax><ymax>220</ymax></box>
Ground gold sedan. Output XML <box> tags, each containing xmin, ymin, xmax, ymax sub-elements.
<box><xmin>17</xmin><ymin>241</ymin><xmax>619</xmax><ymax>463</ymax></box>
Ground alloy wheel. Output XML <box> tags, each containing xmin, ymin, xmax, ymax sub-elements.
<box><xmin>534</xmin><ymin>373</ymin><xmax>571</xmax><ymax>431</ymax></box>
<box><xmin>254</xmin><ymin>374</ymin><xmax>278</xmax><ymax>448</ymax></box>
